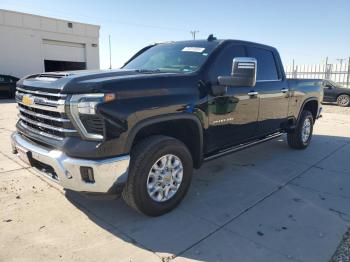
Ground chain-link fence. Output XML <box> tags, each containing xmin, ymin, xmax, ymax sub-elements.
<box><xmin>285</xmin><ymin>59</ymin><xmax>350</xmax><ymax>87</ymax></box>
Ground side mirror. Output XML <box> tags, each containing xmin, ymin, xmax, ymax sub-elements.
<box><xmin>218</xmin><ymin>57</ymin><xmax>257</xmax><ymax>87</ymax></box>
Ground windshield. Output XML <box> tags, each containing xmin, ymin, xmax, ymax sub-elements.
<box><xmin>324</xmin><ymin>80</ymin><xmax>344</xmax><ymax>88</ymax></box>
<box><xmin>123</xmin><ymin>41</ymin><xmax>218</xmax><ymax>73</ymax></box>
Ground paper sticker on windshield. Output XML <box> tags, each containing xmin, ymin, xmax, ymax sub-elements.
<box><xmin>182</xmin><ymin>47</ymin><xmax>205</xmax><ymax>53</ymax></box>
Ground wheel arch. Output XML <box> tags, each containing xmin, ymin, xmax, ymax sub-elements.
<box><xmin>337</xmin><ymin>93</ymin><xmax>350</xmax><ymax>99</ymax></box>
<box><xmin>298</xmin><ymin>98</ymin><xmax>319</xmax><ymax>123</ymax></box>
<box><xmin>125</xmin><ymin>114</ymin><xmax>204</xmax><ymax>168</ymax></box>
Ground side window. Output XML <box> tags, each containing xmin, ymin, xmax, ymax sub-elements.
<box><xmin>323</xmin><ymin>80</ymin><xmax>333</xmax><ymax>89</ymax></box>
<box><xmin>247</xmin><ymin>47</ymin><xmax>279</xmax><ymax>81</ymax></box>
<box><xmin>208</xmin><ymin>44</ymin><xmax>246</xmax><ymax>82</ymax></box>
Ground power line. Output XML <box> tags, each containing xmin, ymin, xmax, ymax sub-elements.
<box><xmin>0</xmin><ymin>2</ymin><xmax>191</xmax><ymax>33</ymax></box>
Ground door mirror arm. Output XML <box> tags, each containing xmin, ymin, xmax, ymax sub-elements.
<box><xmin>199</xmin><ymin>79</ymin><xmax>227</xmax><ymax>97</ymax></box>
<box><xmin>210</xmin><ymin>83</ymin><xmax>227</xmax><ymax>96</ymax></box>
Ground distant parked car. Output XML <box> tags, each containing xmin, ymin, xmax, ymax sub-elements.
<box><xmin>322</xmin><ymin>80</ymin><xmax>350</xmax><ymax>107</ymax></box>
<box><xmin>0</xmin><ymin>75</ymin><xmax>19</xmax><ymax>98</ymax></box>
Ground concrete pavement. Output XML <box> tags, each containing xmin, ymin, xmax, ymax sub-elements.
<box><xmin>1</xmin><ymin>100</ymin><xmax>349</xmax><ymax>262</ymax></box>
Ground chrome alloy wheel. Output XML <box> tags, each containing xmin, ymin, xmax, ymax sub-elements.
<box><xmin>337</xmin><ymin>95</ymin><xmax>350</xmax><ymax>106</ymax></box>
<box><xmin>301</xmin><ymin>118</ymin><xmax>311</xmax><ymax>143</ymax></box>
<box><xmin>146</xmin><ymin>154</ymin><xmax>183</xmax><ymax>202</ymax></box>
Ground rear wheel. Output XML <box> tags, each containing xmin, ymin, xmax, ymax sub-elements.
<box><xmin>337</xmin><ymin>94</ymin><xmax>350</xmax><ymax>107</ymax></box>
<box><xmin>287</xmin><ymin>110</ymin><xmax>314</xmax><ymax>149</ymax></box>
<box><xmin>122</xmin><ymin>135</ymin><xmax>193</xmax><ymax>216</ymax></box>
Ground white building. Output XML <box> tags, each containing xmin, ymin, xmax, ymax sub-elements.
<box><xmin>0</xmin><ymin>9</ymin><xmax>100</xmax><ymax>78</ymax></box>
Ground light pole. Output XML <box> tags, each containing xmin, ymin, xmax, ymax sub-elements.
<box><xmin>109</xmin><ymin>35</ymin><xmax>112</xmax><ymax>69</ymax></box>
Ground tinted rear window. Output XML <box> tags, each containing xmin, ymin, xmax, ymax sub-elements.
<box><xmin>247</xmin><ymin>47</ymin><xmax>279</xmax><ymax>81</ymax></box>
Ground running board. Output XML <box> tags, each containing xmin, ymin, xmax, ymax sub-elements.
<box><xmin>204</xmin><ymin>133</ymin><xmax>283</xmax><ymax>162</ymax></box>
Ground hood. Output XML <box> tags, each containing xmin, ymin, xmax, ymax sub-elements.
<box><xmin>18</xmin><ymin>69</ymin><xmax>189</xmax><ymax>93</ymax></box>
<box><xmin>335</xmin><ymin>86</ymin><xmax>350</xmax><ymax>94</ymax></box>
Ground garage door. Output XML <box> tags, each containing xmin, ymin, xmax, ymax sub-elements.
<box><xmin>43</xmin><ymin>39</ymin><xmax>86</xmax><ymax>72</ymax></box>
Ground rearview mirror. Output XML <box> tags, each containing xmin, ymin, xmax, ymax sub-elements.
<box><xmin>218</xmin><ymin>57</ymin><xmax>257</xmax><ymax>87</ymax></box>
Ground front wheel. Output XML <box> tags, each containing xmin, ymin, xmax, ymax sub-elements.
<box><xmin>337</xmin><ymin>94</ymin><xmax>350</xmax><ymax>107</ymax></box>
<box><xmin>122</xmin><ymin>135</ymin><xmax>193</xmax><ymax>216</ymax></box>
<box><xmin>287</xmin><ymin>110</ymin><xmax>314</xmax><ymax>149</ymax></box>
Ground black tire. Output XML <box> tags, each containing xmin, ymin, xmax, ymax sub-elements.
<box><xmin>287</xmin><ymin>110</ymin><xmax>314</xmax><ymax>149</ymax></box>
<box><xmin>122</xmin><ymin>135</ymin><xmax>193</xmax><ymax>216</ymax></box>
<box><xmin>337</xmin><ymin>94</ymin><xmax>350</xmax><ymax>107</ymax></box>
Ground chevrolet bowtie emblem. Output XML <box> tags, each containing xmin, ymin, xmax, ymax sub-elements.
<box><xmin>22</xmin><ymin>95</ymin><xmax>34</xmax><ymax>106</ymax></box>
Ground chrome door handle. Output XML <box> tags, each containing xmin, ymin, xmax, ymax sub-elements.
<box><xmin>281</xmin><ymin>88</ymin><xmax>289</xmax><ymax>93</ymax></box>
<box><xmin>248</xmin><ymin>91</ymin><xmax>258</xmax><ymax>96</ymax></box>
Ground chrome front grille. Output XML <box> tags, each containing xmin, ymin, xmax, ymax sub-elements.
<box><xmin>16</xmin><ymin>87</ymin><xmax>77</xmax><ymax>140</ymax></box>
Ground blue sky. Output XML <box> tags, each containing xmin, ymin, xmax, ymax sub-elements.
<box><xmin>1</xmin><ymin>0</ymin><xmax>349</xmax><ymax>69</ymax></box>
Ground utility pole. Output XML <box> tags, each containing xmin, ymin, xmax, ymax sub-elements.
<box><xmin>347</xmin><ymin>57</ymin><xmax>350</xmax><ymax>88</ymax></box>
<box><xmin>336</xmin><ymin>58</ymin><xmax>346</xmax><ymax>66</ymax></box>
<box><xmin>190</xmin><ymin>30</ymin><xmax>199</xmax><ymax>40</ymax></box>
<box><xmin>109</xmin><ymin>35</ymin><xmax>112</xmax><ymax>69</ymax></box>
<box><xmin>336</xmin><ymin>58</ymin><xmax>347</xmax><ymax>86</ymax></box>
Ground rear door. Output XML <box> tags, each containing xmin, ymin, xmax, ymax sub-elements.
<box><xmin>206</xmin><ymin>43</ymin><xmax>260</xmax><ymax>152</ymax></box>
<box><xmin>247</xmin><ymin>46</ymin><xmax>289</xmax><ymax>136</ymax></box>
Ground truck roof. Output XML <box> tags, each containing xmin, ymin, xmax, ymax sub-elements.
<box><xmin>161</xmin><ymin>39</ymin><xmax>277</xmax><ymax>52</ymax></box>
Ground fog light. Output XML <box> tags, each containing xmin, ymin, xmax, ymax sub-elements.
<box><xmin>80</xmin><ymin>167</ymin><xmax>95</xmax><ymax>183</ymax></box>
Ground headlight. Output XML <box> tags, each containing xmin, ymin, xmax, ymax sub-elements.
<box><xmin>69</xmin><ymin>93</ymin><xmax>116</xmax><ymax>140</ymax></box>
<box><xmin>77</xmin><ymin>94</ymin><xmax>104</xmax><ymax>115</ymax></box>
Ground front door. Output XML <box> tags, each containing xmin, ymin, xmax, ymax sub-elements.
<box><xmin>247</xmin><ymin>46</ymin><xmax>289</xmax><ymax>135</ymax></box>
<box><xmin>205</xmin><ymin>44</ymin><xmax>259</xmax><ymax>152</ymax></box>
<box><xmin>323</xmin><ymin>81</ymin><xmax>336</xmax><ymax>102</ymax></box>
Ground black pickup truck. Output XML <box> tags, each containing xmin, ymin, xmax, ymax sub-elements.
<box><xmin>11</xmin><ymin>36</ymin><xmax>323</xmax><ymax>216</ymax></box>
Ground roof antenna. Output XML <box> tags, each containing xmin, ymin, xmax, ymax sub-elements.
<box><xmin>207</xmin><ymin>34</ymin><xmax>217</xmax><ymax>41</ymax></box>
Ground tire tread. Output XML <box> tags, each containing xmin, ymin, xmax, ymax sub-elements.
<box><xmin>122</xmin><ymin>135</ymin><xmax>192</xmax><ymax>216</ymax></box>
<box><xmin>287</xmin><ymin>110</ymin><xmax>313</xmax><ymax>149</ymax></box>
<box><xmin>337</xmin><ymin>94</ymin><xmax>350</xmax><ymax>107</ymax></box>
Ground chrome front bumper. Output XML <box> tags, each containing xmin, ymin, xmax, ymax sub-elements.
<box><xmin>11</xmin><ymin>132</ymin><xmax>130</xmax><ymax>193</ymax></box>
